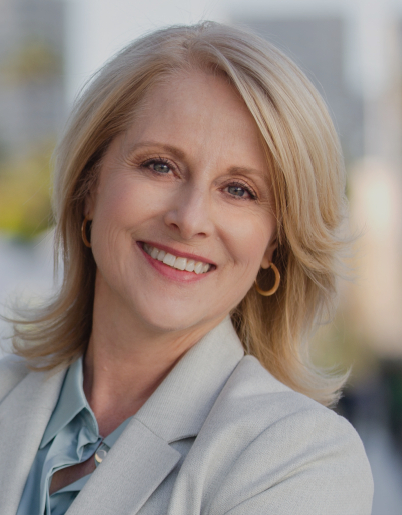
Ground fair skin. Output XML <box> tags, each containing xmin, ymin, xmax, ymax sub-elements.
<box><xmin>50</xmin><ymin>70</ymin><xmax>277</xmax><ymax>493</ymax></box>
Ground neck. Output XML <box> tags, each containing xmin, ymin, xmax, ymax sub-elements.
<box><xmin>83</xmin><ymin>279</ymin><xmax>226</xmax><ymax>437</ymax></box>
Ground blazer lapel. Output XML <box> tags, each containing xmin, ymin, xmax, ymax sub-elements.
<box><xmin>0</xmin><ymin>366</ymin><xmax>66</xmax><ymax>515</ymax></box>
<box><xmin>67</xmin><ymin>317</ymin><xmax>244</xmax><ymax>515</ymax></box>
<box><xmin>65</xmin><ymin>418</ymin><xmax>181</xmax><ymax>515</ymax></box>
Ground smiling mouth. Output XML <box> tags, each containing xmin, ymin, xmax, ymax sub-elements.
<box><xmin>143</xmin><ymin>243</ymin><xmax>212</xmax><ymax>274</ymax></box>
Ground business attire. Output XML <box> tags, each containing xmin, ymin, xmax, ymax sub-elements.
<box><xmin>0</xmin><ymin>317</ymin><xmax>373</xmax><ymax>515</ymax></box>
<box><xmin>16</xmin><ymin>357</ymin><xmax>133</xmax><ymax>515</ymax></box>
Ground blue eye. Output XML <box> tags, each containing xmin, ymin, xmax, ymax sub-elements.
<box><xmin>228</xmin><ymin>185</ymin><xmax>247</xmax><ymax>197</ymax></box>
<box><xmin>225</xmin><ymin>182</ymin><xmax>256</xmax><ymax>200</ymax></box>
<box><xmin>151</xmin><ymin>161</ymin><xmax>170</xmax><ymax>174</ymax></box>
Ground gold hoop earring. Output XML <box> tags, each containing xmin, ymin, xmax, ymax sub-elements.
<box><xmin>81</xmin><ymin>217</ymin><xmax>92</xmax><ymax>248</ymax></box>
<box><xmin>254</xmin><ymin>262</ymin><xmax>280</xmax><ymax>296</ymax></box>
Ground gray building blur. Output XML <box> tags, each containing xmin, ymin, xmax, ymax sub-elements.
<box><xmin>0</xmin><ymin>0</ymin><xmax>65</xmax><ymax>159</ymax></box>
<box><xmin>237</xmin><ymin>16</ymin><xmax>365</xmax><ymax>165</ymax></box>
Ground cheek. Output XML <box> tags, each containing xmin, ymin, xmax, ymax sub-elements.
<box><xmin>93</xmin><ymin>177</ymin><xmax>166</xmax><ymax>231</ymax></box>
<box><xmin>216</xmin><ymin>208</ymin><xmax>276</xmax><ymax>268</ymax></box>
<box><xmin>90</xmin><ymin>180</ymin><xmax>155</xmax><ymax>271</ymax></box>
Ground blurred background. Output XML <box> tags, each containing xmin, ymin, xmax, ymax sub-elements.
<box><xmin>0</xmin><ymin>0</ymin><xmax>401</xmax><ymax>511</ymax></box>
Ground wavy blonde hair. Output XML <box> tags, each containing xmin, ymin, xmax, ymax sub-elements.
<box><xmin>11</xmin><ymin>22</ymin><xmax>348</xmax><ymax>406</ymax></box>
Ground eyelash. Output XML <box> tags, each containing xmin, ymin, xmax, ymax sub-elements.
<box><xmin>224</xmin><ymin>181</ymin><xmax>257</xmax><ymax>201</ymax></box>
<box><xmin>141</xmin><ymin>157</ymin><xmax>174</xmax><ymax>175</ymax></box>
<box><xmin>140</xmin><ymin>158</ymin><xmax>258</xmax><ymax>201</ymax></box>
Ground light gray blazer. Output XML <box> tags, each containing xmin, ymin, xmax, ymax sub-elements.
<box><xmin>0</xmin><ymin>318</ymin><xmax>373</xmax><ymax>515</ymax></box>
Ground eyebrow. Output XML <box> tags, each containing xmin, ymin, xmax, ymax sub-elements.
<box><xmin>126</xmin><ymin>141</ymin><xmax>186</xmax><ymax>160</ymax></box>
<box><xmin>126</xmin><ymin>140</ymin><xmax>267</xmax><ymax>181</ymax></box>
<box><xmin>228</xmin><ymin>166</ymin><xmax>267</xmax><ymax>179</ymax></box>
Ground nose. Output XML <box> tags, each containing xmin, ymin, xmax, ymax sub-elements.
<box><xmin>163</xmin><ymin>183</ymin><xmax>214</xmax><ymax>240</ymax></box>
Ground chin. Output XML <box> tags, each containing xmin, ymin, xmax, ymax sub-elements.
<box><xmin>132</xmin><ymin>302</ymin><xmax>205</xmax><ymax>335</ymax></box>
<box><xmin>145</xmin><ymin>317</ymin><xmax>203</xmax><ymax>337</ymax></box>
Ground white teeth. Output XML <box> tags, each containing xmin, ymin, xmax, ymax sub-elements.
<box><xmin>185</xmin><ymin>260</ymin><xmax>195</xmax><ymax>272</ymax></box>
<box><xmin>194</xmin><ymin>262</ymin><xmax>204</xmax><ymax>274</ymax></box>
<box><xmin>157</xmin><ymin>250</ymin><xmax>166</xmax><ymax>261</ymax></box>
<box><xmin>150</xmin><ymin>247</ymin><xmax>159</xmax><ymax>259</ymax></box>
<box><xmin>143</xmin><ymin>244</ymin><xmax>211</xmax><ymax>274</ymax></box>
<box><xmin>163</xmin><ymin>253</ymin><xmax>176</xmax><ymax>267</ymax></box>
<box><xmin>174</xmin><ymin>257</ymin><xmax>187</xmax><ymax>270</ymax></box>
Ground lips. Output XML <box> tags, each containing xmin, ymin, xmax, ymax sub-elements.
<box><xmin>142</xmin><ymin>243</ymin><xmax>212</xmax><ymax>274</ymax></box>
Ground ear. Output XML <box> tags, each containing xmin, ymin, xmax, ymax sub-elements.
<box><xmin>260</xmin><ymin>237</ymin><xmax>277</xmax><ymax>270</ymax></box>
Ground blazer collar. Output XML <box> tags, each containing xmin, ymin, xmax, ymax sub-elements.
<box><xmin>135</xmin><ymin>315</ymin><xmax>244</xmax><ymax>442</ymax></box>
<box><xmin>67</xmin><ymin>316</ymin><xmax>244</xmax><ymax>515</ymax></box>
<box><xmin>0</xmin><ymin>365</ymin><xmax>66</xmax><ymax>515</ymax></box>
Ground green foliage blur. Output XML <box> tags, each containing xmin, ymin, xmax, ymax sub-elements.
<box><xmin>1</xmin><ymin>39</ymin><xmax>62</xmax><ymax>85</ymax></box>
<box><xmin>0</xmin><ymin>37</ymin><xmax>62</xmax><ymax>240</ymax></box>
<box><xmin>0</xmin><ymin>142</ymin><xmax>54</xmax><ymax>239</ymax></box>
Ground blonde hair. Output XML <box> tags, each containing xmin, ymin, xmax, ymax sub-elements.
<box><xmin>11</xmin><ymin>22</ymin><xmax>348</xmax><ymax>405</ymax></box>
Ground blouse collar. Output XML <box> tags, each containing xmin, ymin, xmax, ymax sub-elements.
<box><xmin>40</xmin><ymin>357</ymin><xmax>96</xmax><ymax>448</ymax></box>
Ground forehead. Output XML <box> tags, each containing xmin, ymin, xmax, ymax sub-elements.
<box><xmin>139</xmin><ymin>69</ymin><xmax>244</xmax><ymax>113</ymax></box>
<box><xmin>118</xmin><ymin>70</ymin><xmax>268</xmax><ymax>170</ymax></box>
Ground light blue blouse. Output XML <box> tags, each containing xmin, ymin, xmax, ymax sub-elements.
<box><xmin>17</xmin><ymin>358</ymin><xmax>131</xmax><ymax>515</ymax></box>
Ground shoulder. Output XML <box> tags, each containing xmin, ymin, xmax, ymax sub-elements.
<box><xmin>177</xmin><ymin>356</ymin><xmax>373</xmax><ymax>515</ymax></box>
<box><xmin>205</xmin><ymin>355</ymin><xmax>358</xmax><ymax>437</ymax></box>
<box><xmin>0</xmin><ymin>353</ymin><xmax>31</xmax><ymax>404</ymax></box>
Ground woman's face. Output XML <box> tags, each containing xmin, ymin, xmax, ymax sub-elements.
<box><xmin>86</xmin><ymin>71</ymin><xmax>277</xmax><ymax>337</ymax></box>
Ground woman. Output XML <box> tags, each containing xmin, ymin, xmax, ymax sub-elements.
<box><xmin>0</xmin><ymin>22</ymin><xmax>372</xmax><ymax>515</ymax></box>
